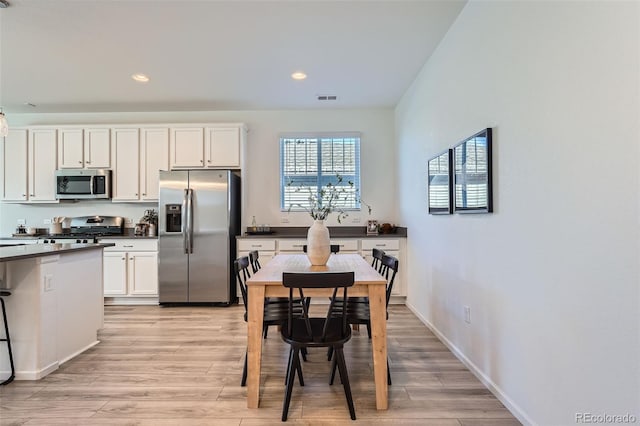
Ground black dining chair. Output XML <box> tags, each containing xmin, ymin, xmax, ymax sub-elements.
<box><xmin>249</xmin><ymin>250</ymin><xmax>307</xmax><ymax>344</ymax></box>
<box><xmin>280</xmin><ymin>271</ymin><xmax>357</xmax><ymax>421</ymax></box>
<box><xmin>329</xmin><ymin>254</ymin><xmax>398</xmax><ymax>386</ymax></box>
<box><xmin>235</xmin><ymin>256</ymin><xmax>304</xmax><ymax>387</ymax></box>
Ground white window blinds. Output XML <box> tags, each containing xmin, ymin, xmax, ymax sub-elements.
<box><xmin>280</xmin><ymin>134</ymin><xmax>361</xmax><ymax>211</ymax></box>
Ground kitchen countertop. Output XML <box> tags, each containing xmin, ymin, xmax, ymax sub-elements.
<box><xmin>3</xmin><ymin>228</ymin><xmax>157</xmax><ymax>240</ymax></box>
<box><xmin>236</xmin><ymin>226</ymin><xmax>407</xmax><ymax>239</ymax></box>
<box><xmin>0</xmin><ymin>243</ymin><xmax>115</xmax><ymax>262</ymax></box>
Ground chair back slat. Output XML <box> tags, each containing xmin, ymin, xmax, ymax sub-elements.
<box><xmin>248</xmin><ymin>250</ymin><xmax>261</xmax><ymax>273</ymax></box>
<box><xmin>371</xmin><ymin>248</ymin><xmax>385</xmax><ymax>272</ymax></box>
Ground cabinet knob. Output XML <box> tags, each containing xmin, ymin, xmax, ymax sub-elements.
<box><xmin>135</xmin><ymin>193</ymin><xmax>138</xmax><ymax>196</ymax></box>
<box><xmin>86</xmin><ymin>161</ymin><xmax>91</xmax><ymax>164</ymax></box>
<box><xmin>207</xmin><ymin>160</ymin><xmax>211</xmax><ymax>163</ymax></box>
<box><xmin>78</xmin><ymin>161</ymin><xmax>82</xmax><ymax>164</ymax></box>
<box><xmin>121</xmin><ymin>257</ymin><xmax>125</xmax><ymax>260</ymax></box>
<box><xmin>30</xmin><ymin>194</ymin><xmax>34</xmax><ymax>197</ymax></box>
<box><xmin>200</xmin><ymin>160</ymin><xmax>204</xmax><ymax>163</ymax></box>
<box><xmin>142</xmin><ymin>193</ymin><xmax>146</xmax><ymax>196</ymax></box>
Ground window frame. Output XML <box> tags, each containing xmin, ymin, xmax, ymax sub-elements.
<box><xmin>279</xmin><ymin>132</ymin><xmax>362</xmax><ymax>212</ymax></box>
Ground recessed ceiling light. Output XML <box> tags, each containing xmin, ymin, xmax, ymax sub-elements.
<box><xmin>132</xmin><ymin>73</ymin><xmax>150</xmax><ymax>83</ymax></box>
<box><xmin>291</xmin><ymin>72</ymin><xmax>307</xmax><ymax>80</ymax></box>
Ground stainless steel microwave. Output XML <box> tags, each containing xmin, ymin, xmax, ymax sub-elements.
<box><xmin>55</xmin><ymin>169</ymin><xmax>112</xmax><ymax>200</ymax></box>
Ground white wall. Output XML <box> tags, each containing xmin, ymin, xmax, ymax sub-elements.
<box><xmin>1</xmin><ymin>109</ymin><xmax>396</xmax><ymax>235</ymax></box>
<box><xmin>395</xmin><ymin>1</ymin><xmax>639</xmax><ymax>425</ymax></box>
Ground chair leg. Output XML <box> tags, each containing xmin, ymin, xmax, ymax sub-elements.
<box><xmin>263</xmin><ymin>325</ymin><xmax>269</xmax><ymax>339</ymax></box>
<box><xmin>329</xmin><ymin>355</ymin><xmax>338</xmax><ymax>385</ymax></box>
<box><xmin>0</xmin><ymin>297</ymin><xmax>15</xmax><ymax>386</ymax></box>
<box><xmin>387</xmin><ymin>358</ymin><xmax>392</xmax><ymax>386</ymax></box>
<box><xmin>282</xmin><ymin>347</ymin><xmax>299</xmax><ymax>422</ymax></box>
<box><xmin>327</xmin><ymin>346</ymin><xmax>334</xmax><ymax>361</ymax></box>
<box><xmin>301</xmin><ymin>347</ymin><xmax>308</xmax><ymax>362</ymax></box>
<box><xmin>241</xmin><ymin>350</ymin><xmax>248</xmax><ymax>387</ymax></box>
<box><xmin>366</xmin><ymin>322</ymin><xmax>371</xmax><ymax>339</ymax></box>
<box><xmin>334</xmin><ymin>346</ymin><xmax>356</xmax><ymax>420</ymax></box>
<box><xmin>284</xmin><ymin>347</ymin><xmax>304</xmax><ymax>387</ymax></box>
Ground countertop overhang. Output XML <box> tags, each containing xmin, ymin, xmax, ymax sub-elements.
<box><xmin>0</xmin><ymin>243</ymin><xmax>115</xmax><ymax>262</ymax></box>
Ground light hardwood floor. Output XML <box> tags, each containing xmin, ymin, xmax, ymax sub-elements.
<box><xmin>0</xmin><ymin>305</ymin><xmax>520</xmax><ymax>425</ymax></box>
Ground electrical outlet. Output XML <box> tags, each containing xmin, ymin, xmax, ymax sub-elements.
<box><xmin>43</xmin><ymin>218</ymin><xmax>52</xmax><ymax>225</ymax></box>
<box><xmin>464</xmin><ymin>306</ymin><xmax>471</xmax><ymax>324</ymax></box>
<box><xmin>281</xmin><ymin>217</ymin><xmax>290</xmax><ymax>224</ymax></box>
<box><xmin>44</xmin><ymin>274</ymin><xmax>54</xmax><ymax>292</ymax></box>
<box><xmin>17</xmin><ymin>219</ymin><xmax>26</xmax><ymax>225</ymax></box>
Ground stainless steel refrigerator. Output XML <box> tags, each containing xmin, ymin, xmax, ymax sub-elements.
<box><xmin>158</xmin><ymin>170</ymin><xmax>240</xmax><ymax>305</ymax></box>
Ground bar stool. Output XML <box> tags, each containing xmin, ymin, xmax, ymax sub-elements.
<box><xmin>0</xmin><ymin>290</ymin><xmax>15</xmax><ymax>385</ymax></box>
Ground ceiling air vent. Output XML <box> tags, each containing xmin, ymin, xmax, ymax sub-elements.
<box><xmin>317</xmin><ymin>95</ymin><xmax>337</xmax><ymax>101</ymax></box>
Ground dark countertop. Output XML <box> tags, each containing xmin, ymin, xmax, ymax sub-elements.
<box><xmin>0</xmin><ymin>243</ymin><xmax>115</xmax><ymax>262</ymax></box>
<box><xmin>237</xmin><ymin>226</ymin><xmax>407</xmax><ymax>239</ymax></box>
<box><xmin>3</xmin><ymin>228</ymin><xmax>157</xmax><ymax>240</ymax></box>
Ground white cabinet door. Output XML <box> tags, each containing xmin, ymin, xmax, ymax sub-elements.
<box><xmin>205</xmin><ymin>127</ymin><xmax>240</xmax><ymax>168</ymax></box>
<box><xmin>170</xmin><ymin>128</ymin><xmax>204</xmax><ymax>168</ymax></box>
<box><xmin>104</xmin><ymin>251</ymin><xmax>127</xmax><ymax>295</ymax></box>
<box><xmin>57</xmin><ymin>129</ymin><xmax>84</xmax><ymax>169</ymax></box>
<box><xmin>1</xmin><ymin>129</ymin><xmax>28</xmax><ymax>201</ymax></box>
<box><xmin>112</xmin><ymin>128</ymin><xmax>140</xmax><ymax>201</ymax></box>
<box><xmin>28</xmin><ymin>129</ymin><xmax>58</xmax><ymax>202</ymax></box>
<box><xmin>84</xmin><ymin>128</ymin><xmax>111</xmax><ymax>168</ymax></box>
<box><xmin>140</xmin><ymin>128</ymin><xmax>169</xmax><ymax>201</ymax></box>
<box><xmin>128</xmin><ymin>252</ymin><xmax>158</xmax><ymax>295</ymax></box>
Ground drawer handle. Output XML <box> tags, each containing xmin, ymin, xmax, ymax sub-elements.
<box><xmin>123</xmin><ymin>245</ymin><xmax>134</xmax><ymax>248</ymax></box>
<box><xmin>251</xmin><ymin>245</ymin><xmax>262</xmax><ymax>248</ymax></box>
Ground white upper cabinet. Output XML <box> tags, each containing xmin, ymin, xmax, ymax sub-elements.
<box><xmin>1</xmin><ymin>129</ymin><xmax>28</xmax><ymax>201</ymax></box>
<box><xmin>28</xmin><ymin>129</ymin><xmax>58</xmax><ymax>202</ymax></box>
<box><xmin>1</xmin><ymin>128</ymin><xmax>57</xmax><ymax>203</ymax></box>
<box><xmin>170</xmin><ymin>127</ymin><xmax>204</xmax><ymax>168</ymax></box>
<box><xmin>140</xmin><ymin>128</ymin><xmax>169</xmax><ymax>201</ymax></box>
<box><xmin>170</xmin><ymin>125</ymin><xmax>244</xmax><ymax>169</ymax></box>
<box><xmin>111</xmin><ymin>128</ymin><xmax>140</xmax><ymax>201</ymax></box>
<box><xmin>58</xmin><ymin>128</ymin><xmax>111</xmax><ymax>169</ymax></box>
<box><xmin>205</xmin><ymin>127</ymin><xmax>240</xmax><ymax>168</ymax></box>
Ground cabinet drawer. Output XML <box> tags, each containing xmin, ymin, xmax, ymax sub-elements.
<box><xmin>361</xmin><ymin>239</ymin><xmax>400</xmax><ymax>251</ymax></box>
<box><xmin>237</xmin><ymin>239</ymin><xmax>276</xmax><ymax>251</ymax></box>
<box><xmin>100</xmin><ymin>239</ymin><xmax>158</xmax><ymax>252</ymax></box>
<box><xmin>331</xmin><ymin>239</ymin><xmax>358</xmax><ymax>252</ymax></box>
<box><xmin>277</xmin><ymin>239</ymin><xmax>307</xmax><ymax>252</ymax></box>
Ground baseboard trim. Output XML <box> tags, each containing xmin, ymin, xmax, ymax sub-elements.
<box><xmin>59</xmin><ymin>340</ymin><xmax>100</xmax><ymax>365</ymax></box>
<box><xmin>405</xmin><ymin>301</ymin><xmax>534</xmax><ymax>426</ymax></box>
<box><xmin>104</xmin><ymin>297</ymin><xmax>159</xmax><ymax>305</ymax></box>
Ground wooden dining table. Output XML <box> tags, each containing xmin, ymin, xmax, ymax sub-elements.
<box><xmin>245</xmin><ymin>253</ymin><xmax>389</xmax><ymax>410</ymax></box>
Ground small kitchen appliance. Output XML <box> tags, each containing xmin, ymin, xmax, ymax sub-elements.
<box><xmin>55</xmin><ymin>169</ymin><xmax>112</xmax><ymax>200</ymax></box>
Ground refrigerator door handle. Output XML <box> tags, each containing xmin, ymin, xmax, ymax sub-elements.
<box><xmin>182</xmin><ymin>189</ymin><xmax>189</xmax><ymax>254</ymax></box>
<box><xmin>187</xmin><ymin>188</ymin><xmax>194</xmax><ymax>254</ymax></box>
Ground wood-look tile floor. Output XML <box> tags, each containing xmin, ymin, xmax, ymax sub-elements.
<box><xmin>0</xmin><ymin>305</ymin><xmax>520</xmax><ymax>425</ymax></box>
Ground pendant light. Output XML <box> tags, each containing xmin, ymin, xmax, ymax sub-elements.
<box><xmin>0</xmin><ymin>108</ymin><xmax>7</xmax><ymax>137</ymax></box>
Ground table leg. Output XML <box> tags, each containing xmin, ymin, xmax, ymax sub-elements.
<box><xmin>368</xmin><ymin>283</ymin><xmax>388</xmax><ymax>410</ymax></box>
<box><xmin>247</xmin><ymin>284</ymin><xmax>265</xmax><ymax>408</ymax></box>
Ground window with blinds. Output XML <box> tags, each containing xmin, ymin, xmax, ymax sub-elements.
<box><xmin>280</xmin><ymin>134</ymin><xmax>361</xmax><ymax>211</ymax></box>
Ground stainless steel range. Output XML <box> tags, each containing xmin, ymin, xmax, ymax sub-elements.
<box><xmin>37</xmin><ymin>216</ymin><xmax>125</xmax><ymax>244</ymax></box>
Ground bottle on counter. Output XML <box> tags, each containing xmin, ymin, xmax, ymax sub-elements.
<box><xmin>251</xmin><ymin>216</ymin><xmax>257</xmax><ymax>232</ymax></box>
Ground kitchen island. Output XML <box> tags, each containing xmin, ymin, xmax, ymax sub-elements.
<box><xmin>0</xmin><ymin>243</ymin><xmax>112</xmax><ymax>380</ymax></box>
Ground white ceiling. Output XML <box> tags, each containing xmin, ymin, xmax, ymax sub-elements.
<box><xmin>0</xmin><ymin>0</ymin><xmax>466</xmax><ymax>114</ymax></box>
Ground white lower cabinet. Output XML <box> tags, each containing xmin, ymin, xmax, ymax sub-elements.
<box><xmin>235</xmin><ymin>236</ymin><xmax>406</xmax><ymax>298</ymax></box>
<box><xmin>100</xmin><ymin>239</ymin><xmax>158</xmax><ymax>302</ymax></box>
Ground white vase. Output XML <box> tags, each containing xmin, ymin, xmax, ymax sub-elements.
<box><xmin>306</xmin><ymin>220</ymin><xmax>331</xmax><ymax>266</ymax></box>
